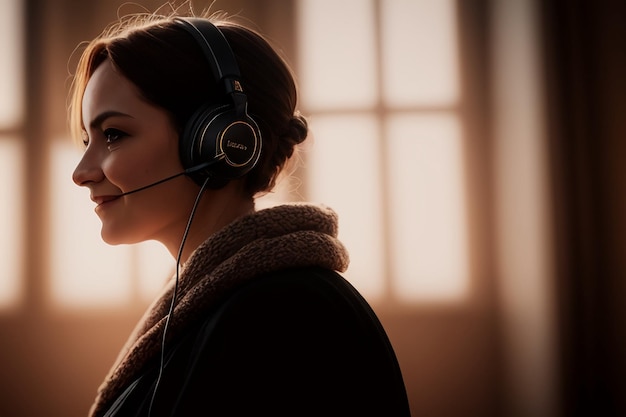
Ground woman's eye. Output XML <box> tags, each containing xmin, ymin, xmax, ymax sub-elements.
<box><xmin>103</xmin><ymin>128</ymin><xmax>127</xmax><ymax>144</ymax></box>
<box><xmin>81</xmin><ymin>130</ymin><xmax>89</xmax><ymax>147</ymax></box>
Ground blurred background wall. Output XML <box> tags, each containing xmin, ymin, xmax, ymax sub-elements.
<box><xmin>0</xmin><ymin>0</ymin><xmax>623</xmax><ymax>416</ymax></box>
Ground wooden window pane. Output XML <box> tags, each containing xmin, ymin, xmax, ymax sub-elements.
<box><xmin>0</xmin><ymin>139</ymin><xmax>24</xmax><ymax>308</ymax></box>
<box><xmin>297</xmin><ymin>0</ymin><xmax>378</xmax><ymax>110</ymax></box>
<box><xmin>381</xmin><ymin>0</ymin><xmax>459</xmax><ymax>106</ymax></box>
<box><xmin>0</xmin><ymin>0</ymin><xmax>23</xmax><ymax>127</ymax></box>
<box><xmin>386</xmin><ymin>113</ymin><xmax>469</xmax><ymax>301</ymax></box>
<box><xmin>306</xmin><ymin>115</ymin><xmax>385</xmax><ymax>299</ymax></box>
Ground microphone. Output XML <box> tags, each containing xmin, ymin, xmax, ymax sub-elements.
<box><xmin>119</xmin><ymin>154</ymin><xmax>225</xmax><ymax>197</ymax></box>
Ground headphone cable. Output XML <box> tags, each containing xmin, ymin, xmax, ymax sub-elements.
<box><xmin>148</xmin><ymin>175</ymin><xmax>211</xmax><ymax>417</ymax></box>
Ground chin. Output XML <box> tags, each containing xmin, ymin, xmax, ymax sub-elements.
<box><xmin>100</xmin><ymin>226</ymin><xmax>143</xmax><ymax>246</ymax></box>
<box><xmin>100</xmin><ymin>233</ymin><xmax>126</xmax><ymax>246</ymax></box>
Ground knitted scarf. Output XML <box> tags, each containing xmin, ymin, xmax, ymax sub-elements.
<box><xmin>89</xmin><ymin>203</ymin><xmax>350</xmax><ymax>417</ymax></box>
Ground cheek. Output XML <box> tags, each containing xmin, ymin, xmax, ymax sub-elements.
<box><xmin>101</xmin><ymin>153</ymin><xmax>144</xmax><ymax>190</ymax></box>
<box><xmin>102</xmin><ymin>144</ymin><xmax>183</xmax><ymax>191</ymax></box>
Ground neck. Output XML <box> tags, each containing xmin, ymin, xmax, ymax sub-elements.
<box><xmin>165</xmin><ymin>185</ymin><xmax>255</xmax><ymax>265</ymax></box>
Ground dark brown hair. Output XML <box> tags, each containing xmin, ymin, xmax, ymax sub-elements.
<box><xmin>69</xmin><ymin>12</ymin><xmax>307</xmax><ymax>196</ymax></box>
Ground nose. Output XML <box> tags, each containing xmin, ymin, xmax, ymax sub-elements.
<box><xmin>72</xmin><ymin>147</ymin><xmax>105</xmax><ymax>187</ymax></box>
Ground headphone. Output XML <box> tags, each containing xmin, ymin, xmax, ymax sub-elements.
<box><xmin>175</xmin><ymin>17</ymin><xmax>262</xmax><ymax>188</ymax></box>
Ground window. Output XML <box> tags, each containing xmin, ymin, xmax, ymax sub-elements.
<box><xmin>297</xmin><ymin>0</ymin><xmax>469</xmax><ymax>303</ymax></box>
<box><xmin>0</xmin><ymin>0</ymin><xmax>24</xmax><ymax>309</ymax></box>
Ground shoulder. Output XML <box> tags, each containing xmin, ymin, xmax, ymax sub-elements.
<box><xmin>200</xmin><ymin>265</ymin><xmax>402</xmax><ymax>387</ymax></box>
<box><xmin>170</xmin><ymin>267</ymin><xmax>411</xmax><ymax>416</ymax></box>
<box><xmin>215</xmin><ymin>266</ymin><xmax>381</xmax><ymax>338</ymax></box>
<box><xmin>231</xmin><ymin>266</ymin><xmax>360</xmax><ymax>305</ymax></box>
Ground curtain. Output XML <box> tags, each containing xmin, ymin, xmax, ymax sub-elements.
<box><xmin>539</xmin><ymin>1</ymin><xmax>626</xmax><ymax>416</ymax></box>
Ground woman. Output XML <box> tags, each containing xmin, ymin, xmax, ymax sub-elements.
<box><xmin>70</xmin><ymin>9</ymin><xmax>410</xmax><ymax>417</ymax></box>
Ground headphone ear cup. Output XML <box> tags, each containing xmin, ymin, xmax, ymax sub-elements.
<box><xmin>180</xmin><ymin>103</ymin><xmax>262</xmax><ymax>188</ymax></box>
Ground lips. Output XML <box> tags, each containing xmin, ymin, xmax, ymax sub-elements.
<box><xmin>91</xmin><ymin>195</ymin><xmax>121</xmax><ymax>206</ymax></box>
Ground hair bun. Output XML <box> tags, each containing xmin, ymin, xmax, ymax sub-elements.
<box><xmin>285</xmin><ymin>111</ymin><xmax>308</xmax><ymax>145</ymax></box>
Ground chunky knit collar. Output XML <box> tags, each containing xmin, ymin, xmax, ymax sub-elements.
<box><xmin>90</xmin><ymin>203</ymin><xmax>349</xmax><ymax>416</ymax></box>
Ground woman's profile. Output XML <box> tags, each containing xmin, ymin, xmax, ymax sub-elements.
<box><xmin>69</xmin><ymin>6</ymin><xmax>410</xmax><ymax>417</ymax></box>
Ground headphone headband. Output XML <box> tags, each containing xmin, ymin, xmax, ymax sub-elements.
<box><xmin>174</xmin><ymin>17</ymin><xmax>262</xmax><ymax>188</ymax></box>
<box><xmin>174</xmin><ymin>18</ymin><xmax>242</xmax><ymax>96</ymax></box>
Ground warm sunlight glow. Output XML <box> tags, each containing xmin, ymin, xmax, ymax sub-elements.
<box><xmin>381</xmin><ymin>0</ymin><xmax>459</xmax><ymax>106</ymax></box>
<box><xmin>255</xmin><ymin>174</ymin><xmax>302</xmax><ymax>210</ymax></box>
<box><xmin>297</xmin><ymin>0</ymin><xmax>377</xmax><ymax>110</ymax></box>
<box><xmin>387</xmin><ymin>114</ymin><xmax>468</xmax><ymax>301</ymax></box>
<box><xmin>50</xmin><ymin>144</ymin><xmax>132</xmax><ymax>307</ymax></box>
<box><xmin>50</xmin><ymin>143</ymin><xmax>172</xmax><ymax>308</ymax></box>
<box><xmin>306</xmin><ymin>115</ymin><xmax>385</xmax><ymax>299</ymax></box>
<box><xmin>0</xmin><ymin>139</ymin><xmax>24</xmax><ymax>308</ymax></box>
<box><xmin>298</xmin><ymin>0</ymin><xmax>468</xmax><ymax>302</ymax></box>
<box><xmin>136</xmin><ymin>240</ymin><xmax>176</xmax><ymax>300</ymax></box>
<box><xmin>0</xmin><ymin>0</ymin><xmax>23</xmax><ymax>127</ymax></box>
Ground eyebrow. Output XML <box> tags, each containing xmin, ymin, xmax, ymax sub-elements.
<box><xmin>88</xmin><ymin>110</ymin><xmax>134</xmax><ymax>129</ymax></box>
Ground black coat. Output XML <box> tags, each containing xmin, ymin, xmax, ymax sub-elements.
<box><xmin>103</xmin><ymin>266</ymin><xmax>411</xmax><ymax>416</ymax></box>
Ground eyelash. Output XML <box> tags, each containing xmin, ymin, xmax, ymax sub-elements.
<box><xmin>103</xmin><ymin>128</ymin><xmax>128</xmax><ymax>144</ymax></box>
<box><xmin>80</xmin><ymin>128</ymin><xmax>128</xmax><ymax>148</ymax></box>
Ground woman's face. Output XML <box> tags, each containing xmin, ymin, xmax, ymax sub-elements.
<box><xmin>73</xmin><ymin>59</ymin><xmax>200</xmax><ymax>246</ymax></box>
